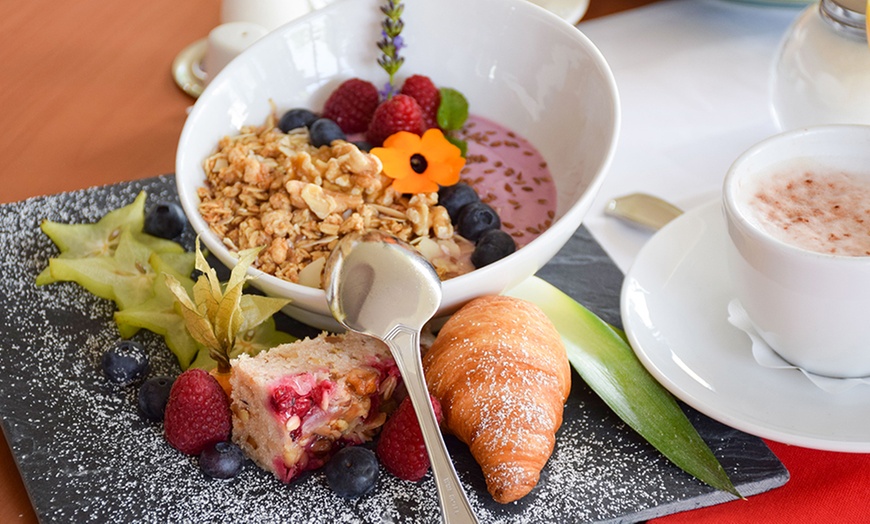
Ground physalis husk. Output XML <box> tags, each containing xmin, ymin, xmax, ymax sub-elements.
<box><xmin>164</xmin><ymin>239</ymin><xmax>294</xmax><ymax>377</ymax></box>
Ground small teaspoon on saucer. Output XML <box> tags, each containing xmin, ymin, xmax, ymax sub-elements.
<box><xmin>605</xmin><ymin>193</ymin><xmax>683</xmax><ymax>231</ymax></box>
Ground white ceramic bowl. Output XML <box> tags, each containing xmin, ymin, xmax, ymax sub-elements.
<box><xmin>176</xmin><ymin>0</ymin><xmax>619</xmax><ymax>330</ymax></box>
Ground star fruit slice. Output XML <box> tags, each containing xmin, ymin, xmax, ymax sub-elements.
<box><xmin>36</xmin><ymin>191</ymin><xmax>184</xmax><ymax>285</ymax></box>
<box><xmin>113</xmin><ymin>252</ymin><xmax>201</xmax><ymax>367</ymax></box>
<box><xmin>47</xmin><ymin>228</ymin><xmax>187</xmax><ymax>311</ymax></box>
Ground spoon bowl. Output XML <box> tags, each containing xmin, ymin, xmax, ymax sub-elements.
<box><xmin>324</xmin><ymin>230</ymin><xmax>442</xmax><ymax>338</ymax></box>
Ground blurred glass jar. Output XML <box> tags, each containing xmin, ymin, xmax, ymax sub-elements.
<box><xmin>771</xmin><ymin>0</ymin><xmax>870</xmax><ymax>130</ymax></box>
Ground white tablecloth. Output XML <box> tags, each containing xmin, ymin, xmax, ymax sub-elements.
<box><xmin>577</xmin><ymin>0</ymin><xmax>805</xmax><ymax>272</ymax></box>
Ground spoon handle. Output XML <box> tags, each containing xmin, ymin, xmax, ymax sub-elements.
<box><xmin>385</xmin><ymin>325</ymin><xmax>480</xmax><ymax>524</ymax></box>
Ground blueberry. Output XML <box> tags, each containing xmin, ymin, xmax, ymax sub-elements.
<box><xmin>199</xmin><ymin>441</ymin><xmax>246</xmax><ymax>480</ymax></box>
<box><xmin>438</xmin><ymin>183</ymin><xmax>480</xmax><ymax>222</ymax></box>
<box><xmin>456</xmin><ymin>201</ymin><xmax>501</xmax><ymax>242</ymax></box>
<box><xmin>471</xmin><ymin>229</ymin><xmax>516</xmax><ymax>268</ymax></box>
<box><xmin>101</xmin><ymin>341</ymin><xmax>149</xmax><ymax>386</ymax></box>
<box><xmin>309</xmin><ymin>118</ymin><xmax>346</xmax><ymax>147</ymax></box>
<box><xmin>324</xmin><ymin>446</ymin><xmax>378</xmax><ymax>498</ymax></box>
<box><xmin>144</xmin><ymin>201</ymin><xmax>186</xmax><ymax>239</ymax></box>
<box><xmin>278</xmin><ymin>108</ymin><xmax>319</xmax><ymax>133</ymax></box>
<box><xmin>352</xmin><ymin>140</ymin><xmax>373</xmax><ymax>152</ymax></box>
<box><xmin>137</xmin><ymin>375</ymin><xmax>175</xmax><ymax>422</ymax></box>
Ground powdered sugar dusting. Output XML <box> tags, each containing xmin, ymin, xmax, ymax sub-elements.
<box><xmin>0</xmin><ymin>176</ymin><xmax>783</xmax><ymax>523</ymax></box>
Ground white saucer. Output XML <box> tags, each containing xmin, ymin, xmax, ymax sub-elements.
<box><xmin>621</xmin><ymin>199</ymin><xmax>870</xmax><ymax>452</ymax></box>
<box><xmin>172</xmin><ymin>38</ymin><xmax>207</xmax><ymax>98</ymax></box>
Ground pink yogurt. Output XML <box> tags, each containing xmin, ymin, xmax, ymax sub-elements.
<box><xmin>457</xmin><ymin>115</ymin><xmax>557</xmax><ymax>247</ymax></box>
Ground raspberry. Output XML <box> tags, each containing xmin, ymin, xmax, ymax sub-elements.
<box><xmin>322</xmin><ymin>78</ymin><xmax>380</xmax><ymax>134</ymax></box>
<box><xmin>269</xmin><ymin>373</ymin><xmax>336</xmax><ymax>440</ymax></box>
<box><xmin>163</xmin><ymin>369</ymin><xmax>232</xmax><ymax>455</ymax></box>
<box><xmin>376</xmin><ymin>394</ymin><xmax>442</xmax><ymax>481</ymax></box>
<box><xmin>400</xmin><ymin>75</ymin><xmax>441</xmax><ymax>130</ymax></box>
<box><xmin>366</xmin><ymin>94</ymin><xmax>426</xmax><ymax>147</ymax></box>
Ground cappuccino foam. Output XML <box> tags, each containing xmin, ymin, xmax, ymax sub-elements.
<box><xmin>750</xmin><ymin>170</ymin><xmax>870</xmax><ymax>256</ymax></box>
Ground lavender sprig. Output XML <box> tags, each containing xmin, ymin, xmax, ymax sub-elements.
<box><xmin>377</xmin><ymin>0</ymin><xmax>405</xmax><ymax>100</ymax></box>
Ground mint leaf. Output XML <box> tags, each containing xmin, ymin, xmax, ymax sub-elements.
<box><xmin>446</xmin><ymin>135</ymin><xmax>468</xmax><ymax>157</ymax></box>
<box><xmin>437</xmin><ymin>88</ymin><xmax>469</xmax><ymax>131</ymax></box>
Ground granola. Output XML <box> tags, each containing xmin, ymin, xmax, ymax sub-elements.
<box><xmin>197</xmin><ymin>114</ymin><xmax>472</xmax><ymax>286</ymax></box>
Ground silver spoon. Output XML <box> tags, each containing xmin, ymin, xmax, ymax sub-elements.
<box><xmin>605</xmin><ymin>192</ymin><xmax>683</xmax><ymax>231</ymax></box>
<box><xmin>324</xmin><ymin>230</ymin><xmax>479</xmax><ymax>524</ymax></box>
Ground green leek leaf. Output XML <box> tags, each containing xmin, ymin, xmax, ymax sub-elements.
<box><xmin>507</xmin><ymin>276</ymin><xmax>741</xmax><ymax>498</ymax></box>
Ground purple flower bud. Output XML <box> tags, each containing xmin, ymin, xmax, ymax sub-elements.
<box><xmin>379</xmin><ymin>81</ymin><xmax>396</xmax><ymax>101</ymax></box>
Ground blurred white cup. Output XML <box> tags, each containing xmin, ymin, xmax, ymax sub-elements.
<box><xmin>221</xmin><ymin>0</ymin><xmax>315</xmax><ymax>32</ymax></box>
<box><xmin>204</xmin><ymin>21</ymin><xmax>269</xmax><ymax>84</ymax></box>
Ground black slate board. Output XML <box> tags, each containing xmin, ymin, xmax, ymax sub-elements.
<box><xmin>0</xmin><ymin>175</ymin><xmax>788</xmax><ymax>523</ymax></box>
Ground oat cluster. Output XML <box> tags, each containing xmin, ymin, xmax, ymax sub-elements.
<box><xmin>197</xmin><ymin>114</ymin><xmax>467</xmax><ymax>285</ymax></box>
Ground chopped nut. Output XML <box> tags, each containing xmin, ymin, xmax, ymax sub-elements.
<box><xmin>300</xmin><ymin>183</ymin><xmax>337</xmax><ymax>219</ymax></box>
<box><xmin>431</xmin><ymin>206</ymin><xmax>453</xmax><ymax>239</ymax></box>
<box><xmin>378</xmin><ymin>375</ymin><xmax>398</xmax><ymax>400</ymax></box>
<box><xmin>233</xmin><ymin>406</ymin><xmax>251</xmax><ymax>422</ymax></box>
<box><xmin>285</xmin><ymin>415</ymin><xmax>302</xmax><ymax>432</ymax></box>
<box><xmin>367</xmin><ymin>412</ymin><xmax>387</xmax><ymax>428</ymax></box>
<box><xmin>346</xmin><ymin>368</ymin><xmax>380</xmax><ymax>396</ymax></box>
<box><xmin>268</xmin><ymin>237</ymin><xmax>289</xmax><ymax>265</ymax></box>
<box><xmin>406</xmin><ymin>195</ymin><xmax>430</xmax><ymax>237</ymax></box>
<box><xmin>283</xmin><ymin>445</ymin><xmax>301</xmax><ymax>464</ymax></box>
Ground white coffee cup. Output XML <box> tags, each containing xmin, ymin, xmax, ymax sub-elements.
<box><xmin>723</xmin><ymin>125</ymin><xmax>870</xmax><ymax>378</ymax></box>
<box><xmin>204</xmin><ymin>22</ymin><xmax>269</xmax><ymax>84</ymax></box>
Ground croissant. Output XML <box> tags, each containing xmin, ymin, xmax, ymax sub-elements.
<box><xmin>422</xmin><ymin>295</ymin><xmax>570</xmax><ymax>503</ymax></box>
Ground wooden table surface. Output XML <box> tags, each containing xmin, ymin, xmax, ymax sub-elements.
<box><xmin>0</xmin><ymin>0</ymin><xmax>656</xmax><ymax>521</ymax></box>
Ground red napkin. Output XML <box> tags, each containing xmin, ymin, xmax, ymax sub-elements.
<box><xmin>650</xmin><ymin>440</ymin><xmax>870</xmax><ymax>523</ymax></box>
